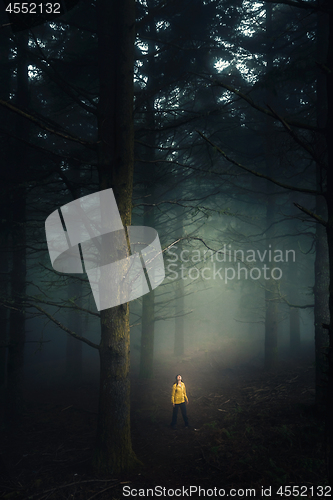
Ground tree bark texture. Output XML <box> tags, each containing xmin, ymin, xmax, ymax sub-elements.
<box><xmin>93</xmin><ymin>0</ymin><xmax>137</xmax><ymax>474</ymax></box>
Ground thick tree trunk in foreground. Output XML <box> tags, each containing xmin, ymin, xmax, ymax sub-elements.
<box><xmin>93</xmin><ymin>0</ymin><xmax>137</xmax><ymax>474</ymax></box>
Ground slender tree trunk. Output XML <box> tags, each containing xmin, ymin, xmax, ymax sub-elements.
<box><xmin>93</xmin><ymin>0</ymin><xmax>137</xmax><ymax>474</ymax></box>
<box><xmin>264</xmin><ymin>242</ymin><xmax>278</xmax><ymax>370</ymax></box>
<box><xmin>0</xmin><ymin>235</ymin><xmax>8</xmax><ymax>387</ymax></box>
<box><xmin>315</xmin><ymin>202</ymin><xmax>329</xmax><ymax>409</ymax></box>
<box><xmin>140</xmin><ymin>193</ymin><xmax>155</xmax><ymax>378</ymax></box>
<box><xmin>65</xmin><ymin>169</ymin><xmax>84</xmax><ymax>385</ymax></box>
<box><xmin>324</xmin><ymin>1</ymin><xmax>333</xmax><ymax>485</ymax></box>
<box><xmin>140</xmin><ymin>198</ymin><xmax>155</xmax><ymax>378</ymax></box>
<box><xmin>264</xmin><ymin>4</ymin><xmax>278</xmax><ymax>370</ymax></box>
<box><xmin>140</xmin><ymin>290</ymin><xmax>155</xmax><ymax>378</ymax></box>
<box><xmin>174</xmin><ymin>203</ymin><xmax>185</xmax><ymax>357</ymax></box>
<box><xmin>5</xmin><ymin>33</ymin><xmax>29</xmax><ymax>425</ymax></box>
<box><xmin>289</xmin><ymin>257</ymin><xmax>301</xmax><ymax>356</ymax></box>
<box><xmin>289</xmin><ymin>308</ymin><xmax>300</xmax><ymax>355</ymax></box>
<box><xmin>0</xmin><ymin>14</ymin><xmax>11</xmax><ymax>401</ymax></box>
<box><xmin>65</xmin><ymin>279</ymin><xmax>83</xmax><ymax>384</ymax></box>
<box><xmin>0</xmin><ymin>232</ymin><xmax>9</xmax><ymax>425</ymax></box>
<box><xmin>174</xmin><ymin>279</ymin><xmax>185</xmax><ymax>356</ymax></box>
<box><xmin>139</xmin><ymin>13</ymin><xmax>157</xmax><ymax>379</ymax></box>
<box><xmin>314</xmin><ymin>0</ymin><xmax>329</xmax><ymax>410</ymax></box>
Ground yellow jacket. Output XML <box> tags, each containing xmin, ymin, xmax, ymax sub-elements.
<box><xmin>171</xmin><ymin>381</ymin><xmax>188</xmax><ymax>404</ymax></box>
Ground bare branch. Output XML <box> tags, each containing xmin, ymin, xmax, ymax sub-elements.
<box><xmin>30</xmin><ymin>303</ymin><xmax>100</xmax><ymax>350</ymax></box>
<box><xmin>25</xmin><ymin>292</ymin><xmax>100</xmax><ymax>318</ymax></box>
<box><xmin>280</xmin><ymin>295</ymin><xmax>314</xmax><ymax>309</ymax></box>
<box><xmin>0</xmin><ymin>99</ymin><xmax>96</xmax><ymax>148</ymax></box>
<box><xmin>155</xmin><ymin>310</ymin><xmax>193</xmax><ymax>322</ymax></box>
<box><xmin>28</xmin><ymin>32</ymin><xmax>98</xmax><ymax>115</ymax></box>
<box><xmin>264</xmin><ymin>0</ymin><xmax>325</xmax><ymax>12</ymax></box>
<box><xmin>209</xmin><ymin>80</ymin><xmax>321</xmax><ymax>132</ymax></box>
<box><xmin>0</xmin><ymin>125</ymin><xmax>97</xmax><ymax>166</ymax></box>
<box><xmin>197</xmin><ymin>131</ymin><xmax>320</xmax><ymax>196</ymax></box>
<box><xmin>39</xmin><ymin>263</ymin><xmax>90</xmax><ymax>284</ymax></box>
<box><xmin>267</xmin><ymin>104</ymin><xmax>325</xmax><ymax>167</ymax></box>
<box><xmin>293</xmin><ymin>202</ymin><xmax>327</xmax><ymax>226</ymax></box>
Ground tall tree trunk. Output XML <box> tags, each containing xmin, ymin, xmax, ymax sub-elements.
<box><xmin>289</xmin><ymin>307</ymin><xmax>301</xmax><ymax>355</ymax></box>
<box><xmin>93</xmin><ymin>0</ymin><xmax>137</xmax><ymax>474</ymax></box>
<box><xmin>140</xmin><ymin>169</ymin><xmax>156</xmax><ymax>378</ymax></box>
<box><xmin>264</xmin><ymin>221</ymin><xmax>278</xmax><ymax>370</ymax></box>
<box><xmin>140</xmin><ymin>289</ymin><xmax>155</xmax><ymax>378</ymax></box>
<box><xmin>315</xmin><ymin>200</ymin><xmax>329</xmax><ymax>410</ymax></box>
<box><xmin>0</xmin><ymin>24</ymin><xmax>11</xmax><ymax>417</ymax></box>
<box><xmin>0</xmin><ymin>235</ymin><xmax>8</xmax><ymax>385</ymax></box>
<box><xmin>139</xmin><ymin>12</ymin><xmax>157</xmax><ymax>379</ymax></box>
<box><xmin>0</xmin><ymin>229</ymin><xmax>9</xmax><ymax>425</ymax></box>
<box><xmin>174</xmin><ymin>203</ymin><xmax>185</xmax><ymax>357</ymax></box>
<box><xmin>324</xmin><ymin>1</ymin><xmax>333</xmax><ymax>485</ymax></box>
<box><xmin>140</xmin><ymin>195</ymin><xmax>156</xmax><ymax>378</ymax></box>
<box><xmin>65</xmin><ymin>168</ymin><xmax>84</xmax><ymax>385</ymax></box>
<box><xmin>264</xmin><ymin>4</ymin><xmax>278</xmax><ymax>370</ymax></box>
<box><xmin>289</xmin><ymin>257</ymin><xmax>301</xmax><ymax>356</ymax></box>
<box><xmin>174</xmin><ymin>278</ymin><xmax>185</xmax><ymax>357</ymax></box>
<box><xmin>314</xmin><ymin>0</ymin><xmax>329</xmax><ymax>410</ymax></box>
<box><xmin>5</xmin><ymin>33</ymin><xmax>29</xmax><ymax>425</ymax></box>
<box><xmin>65</xmin><ymin>279</ymin><xmax>83</xmax><ymax>384</ymax></box>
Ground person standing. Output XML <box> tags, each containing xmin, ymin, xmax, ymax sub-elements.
<box><xmin>170</xmin><ymin>374</ymin><xmax>189</xmax><ymax>428</ymax></box>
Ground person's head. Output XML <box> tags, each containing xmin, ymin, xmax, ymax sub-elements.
<box><xmin>175</xmin><ymin>374</ymin><xmax>182</xmax><ymax>383</ymax></box>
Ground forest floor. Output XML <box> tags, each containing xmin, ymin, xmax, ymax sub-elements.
<box><xmin>0</xmin><ymin>342</ymin><xmax>328</xmax><ymax>499</ymax></box>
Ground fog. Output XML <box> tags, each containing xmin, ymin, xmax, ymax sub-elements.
<box><xmin>0</xmin><ymin>0</ymin><xmax>330</xmax><ymax>495</ymax></box>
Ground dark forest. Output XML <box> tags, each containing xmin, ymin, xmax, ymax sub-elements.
<box><xmin>0</xmin><ymin>0</ymin><xmax>332</xmax><ymax>498</ymax></box>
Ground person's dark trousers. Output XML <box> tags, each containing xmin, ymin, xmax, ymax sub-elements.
<box><xmin>171</xmin><ymin>402</ymin><xmax>189</xmax><ymax>427</ymax></box>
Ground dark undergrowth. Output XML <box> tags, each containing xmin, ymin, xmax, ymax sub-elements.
<box><xmin>0</xmin><ymin>346</ymin><xmax>328</xmax><ymax>499</ymax></box>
